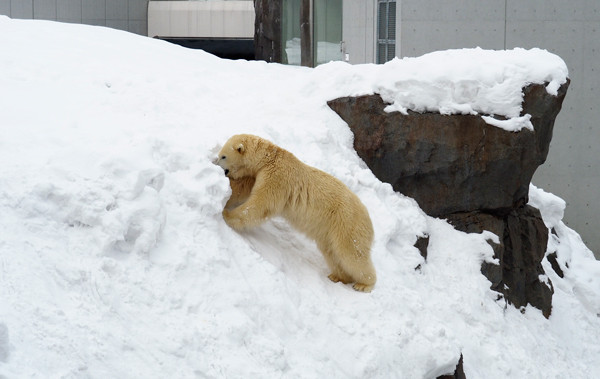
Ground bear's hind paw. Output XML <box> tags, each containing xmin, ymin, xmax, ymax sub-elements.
<box><xmin>328</xmin><ymin>273</ymin><xmax>353</xmax><ymax>285</ymax></box>
<box><xmin>352</xmin><ymin>283</ymin><xmax>374</xmax><ymax>293</ymax></box>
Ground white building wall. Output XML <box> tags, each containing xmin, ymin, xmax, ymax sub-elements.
<box><xmin>147</xmin><ymin>1</ymin><xmax>254</xmax><ymax>38</ymax></box>
<box><xmin>504</xmin><ymin>1</ymin><xmax>600</xmax><ymax>258</ymax></box>
<box><xmin>399</xmin><ymin>0</ymin><xmax>506</xmax><ymax>56</ymax></box>
<box><xmin>342</xmin><ymin>0</ymin><xmax>376</xmax><ymax>64</ymax></box>
<box><xmin>0</xmin><ymin>0</ymin><xmax>149</xmax><ymax>35</ymax></box>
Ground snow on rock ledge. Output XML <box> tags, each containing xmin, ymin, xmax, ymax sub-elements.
<box><xmin>375</xmin><ymin>48</ymin><xmax>568</xmax><ymax>119</ymax></box>
<box><xmin>313</xmin><ymin>47</ymin><xmax>569</xmax><ymax>132</ymax></box>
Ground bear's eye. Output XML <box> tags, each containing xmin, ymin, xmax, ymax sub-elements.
<box><xmin>221</xmin><ymin>156</ymin><xmax>226</xmax><ymax>160</ymax></box>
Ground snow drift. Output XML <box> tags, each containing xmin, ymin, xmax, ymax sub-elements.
<box><xmin>0</xmin><ymin>16</ymin><xmax>598</xmax><ymax>378</ymax></box>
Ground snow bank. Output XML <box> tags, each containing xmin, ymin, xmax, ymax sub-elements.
<box><xmin>529</xmin><ymin>185</ymin><xmax>600</xmax><ymax>317</ymax></box>
<box><xmin>0</xmin><ymin>17</ymin><xmax>597</xmax><ymax>378</ymax></box>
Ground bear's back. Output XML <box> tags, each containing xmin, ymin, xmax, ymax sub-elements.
<box><xmin>281</xmin><ymin>164</ymin><xmax>373</xmax><ymax>248</ymax></box>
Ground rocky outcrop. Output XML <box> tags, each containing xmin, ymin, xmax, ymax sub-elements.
<box><xmin>327</xmin><ymin>82</ymin><xmax>569</xmax><ymax>216</ymax></box>
<box><xmin>328</xmin><ymin>81</ymin><xmax>569</xmax><ymax>318</ymax></box>
<box><xmin>437</xmin><ymin>354</ymin><xmax>466</xmax><ymax>379</ymax></box>
<box><xmin>446</xmin><ymin>206</ymin><xmax>553</xmax><ymax>318</ymax></box>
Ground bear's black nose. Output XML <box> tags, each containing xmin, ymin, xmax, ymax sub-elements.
<box><xmin>224</xmin><ymin>169</ymin><xmax>229</xmax><ymax>176</ymax></box>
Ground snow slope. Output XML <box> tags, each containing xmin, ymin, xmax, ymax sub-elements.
<box><xmin>0</xmin><ymin>17</ymin><xmax>598</xmax><ymax>378</ymax></box>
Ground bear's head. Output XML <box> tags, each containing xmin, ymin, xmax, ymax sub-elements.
<box><xmin>216</xmin><ymin>134</ymin><xmax>263</xmax><ymax>179</ymax></box>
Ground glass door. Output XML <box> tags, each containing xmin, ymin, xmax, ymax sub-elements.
<box><xmin>281</xmin><ymin>0</ymin><xmax>343</xmax><ymax>67</ymax></box>
<box><xmin>314</xmin><ymin>0</ymin><xmax>343</xmax><ymax>66</ymax></box>
<box><xmin>281</xmin><ymin>0</ymin><xmax>302</xmax><ymax>65</ymax></box>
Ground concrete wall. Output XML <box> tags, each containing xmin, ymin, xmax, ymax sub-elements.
<box><xmin>0</xmin><ymin>0</ymin><xmax>149</xmax><ymax>35</ymax></box>
<box><xmin>398</xmin><ymin>0</ymin><xmax>599</xmax><ymax>257</ymax></box>
<box><xmin>147</xmin><ymin>1</ymin><xmax>253</xmax><ymax>38</ymax></box>
<box><xmin>342</xmin><ymin>0</ymin><xmax>376</xmax><ymax>64</ymax></box>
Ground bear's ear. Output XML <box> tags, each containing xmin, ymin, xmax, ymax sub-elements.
<box><xmin>236</xmin><ymin>143</ymin><xmax>245</xmax><ymax>154</ymax></box>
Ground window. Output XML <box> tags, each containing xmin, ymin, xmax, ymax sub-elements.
<box><xmin>281</xmin><ymin>0</ymin><xmax>343</xmax><ymax>67</ymax></box>
<box><xmin>377</xmin><ymin>0</ymin><xmax>396</xmax><ymax>64</ymax></box>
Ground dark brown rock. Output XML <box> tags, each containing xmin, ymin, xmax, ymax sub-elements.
<box><xmin>414</xmin><ymin>235</ymin><xmax>430</xmax><ymax>260</ymax></box>
<box><xmin>546</xmin><ymin>252</ymin><xmax>564</xmax><ymax>278</ymax></box>
<box><xmin>521</xmin><ymin>82</ymin><xmax>570</xmax><ymax>163</ymax></box>
<box><xmin>437</xmin><ymin>354</ymin><xmax>466</xmax><ymax>379</ymax></box>
<box><xmin>446</xmin><ymin>206</ymin><xmax>553</xmax><ymax>318</ymax></box>
<box><xmin>328</xmin><ymin>81</ymin><xmax>569</xmax><ymax>319</ymax></box>
<box><xmin>327</xmin><ymin>81</ymin><xmax>569</xmax><ymax>216</ymax></box>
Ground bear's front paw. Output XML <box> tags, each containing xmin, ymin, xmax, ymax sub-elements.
<box><xmin>328</xmin><ymin>273</ymin><xmax>341</xmax><ymax>283</ymax></box>
<box><xmin>222</xmin><ymin>209</ymin><xmax>244</xmax><ymax>231</ymax></box>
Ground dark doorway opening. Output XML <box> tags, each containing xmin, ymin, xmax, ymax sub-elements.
<box><xmin>158</xmin><ymin>37</ymin><xmax>255</xmax><ymax>60</ymax></box>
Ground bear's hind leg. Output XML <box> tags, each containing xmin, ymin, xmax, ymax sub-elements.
<box><xmin>334</xmin><ymin>240</ymin><xmax>377</xmax><ymax>293</ymax></box>
<box><xmin>348</xmin><ymin>263</ymin><xmax>376</xmax><ymax>293</ymax></box>
<box><xmin>318</xmin><ymin>242</ymin><xmax>353</xmax><ymax>285</ymax></box>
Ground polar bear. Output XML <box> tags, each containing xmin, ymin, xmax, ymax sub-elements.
<box><xmin>216</xmin><ymin>134</ymin><xmax>376</xmax><ymax>292</ymax></box>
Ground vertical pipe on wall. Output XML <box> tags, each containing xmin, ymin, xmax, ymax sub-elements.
<box><xmin>396</xmin><ymin>0</ymin><xmax>401</xmax><ymax>58</ymax></box>
<box><xmin>300</xmin><ymin>0</ymin><xmax>313</xmax><ymax>67</ymax></box>
<box><xmin>504</xmin><ymin>0</ymin><xmax>508</xmax><ymax>49</ymax></box>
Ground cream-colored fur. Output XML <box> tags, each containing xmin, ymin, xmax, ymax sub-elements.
<box><xmin>216</xmin><ymin>134</ymin><xmax>376</xmax><ymax>292</ymax></box>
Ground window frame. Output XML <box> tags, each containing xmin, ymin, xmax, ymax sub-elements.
<box><xmin>376</xmin><ymin>0</ymin><xmax>397</xmax><ymax>64</ymax></box>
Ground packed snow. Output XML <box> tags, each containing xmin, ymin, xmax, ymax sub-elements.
<box><xmin>0</xmin><ymin>16</ymin><xmax>598</xmax><ymax>378</ymax></box>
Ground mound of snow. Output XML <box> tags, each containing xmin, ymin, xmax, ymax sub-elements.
<box><xmin>0</xmin><ymin>17</ymin><xmax>597</xmax><ymax>378</ymax></box>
